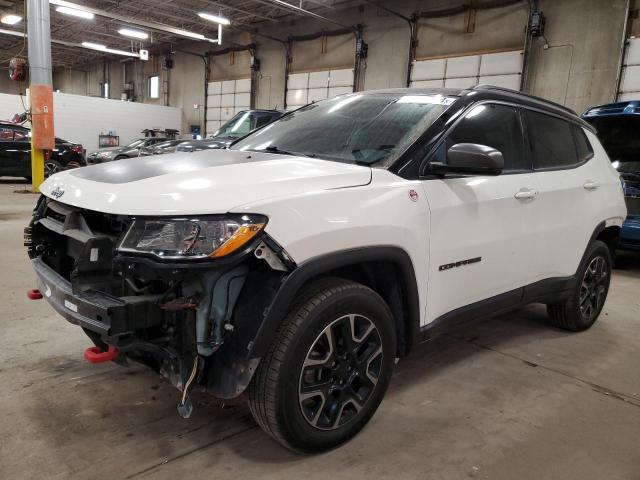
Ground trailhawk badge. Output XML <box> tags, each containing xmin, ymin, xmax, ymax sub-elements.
<box><xmin>50</xmin><ymin>187</ymin><xmax>65</xmax><ymax>199</ymax></box>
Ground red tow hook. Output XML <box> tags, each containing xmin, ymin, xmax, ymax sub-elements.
<box><xmin>27</xmin><ymin>289</ymin><xmax>43</xmax><ymax>300</ymax></box>
<box><xmin>84</xmin><ymin>346</ymin><xmax>118</xmax><ymax>363</ymax></box>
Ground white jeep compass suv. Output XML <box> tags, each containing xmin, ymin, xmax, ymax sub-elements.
<box><xmin>26</xmin><ymin>86</ymin><xmax>626</xmax><ymax>452</ymax></box>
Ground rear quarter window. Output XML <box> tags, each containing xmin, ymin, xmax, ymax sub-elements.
<box><xmin>524</xmin><ymin>110</ymin><xmax>579</xmax><ymax>169</ymax></box>
<box><xmin>572</xmin><ymin>125</ymin><xmax>594</xmax><ymax>162</ymax></box>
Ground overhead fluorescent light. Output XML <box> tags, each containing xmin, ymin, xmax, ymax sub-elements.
<box><xmin>1</xmin><ymin>14</ymin><xmax>22</xmax><ymax>25</ymax></box>
<box><xmin>118</xmin><ymin>28</ymin><xmax>148</xmax><ymax>40</ymax></box>
<box><xmin>0</xmin><ymin>27</ymin><xmax>23</xmax><ymax>38</ymax></box>
<box><xmin>82</xmin><ymin>41</ymin><xmax>105</xmax><ymax>50</ymax></box>
<box><xmin>172</xmin><ymin>28</ymin><xmax>205</xmax><ymax>40</ymax></box>
<box><xmin>56</xmin><ymin>6</ymin><xmax>95</xmax><ymax>19</ymax></box>
<box><xmin>198</xmin><ymin>12</ymin><xmax>230</xmax><ymax>25</ymax></box>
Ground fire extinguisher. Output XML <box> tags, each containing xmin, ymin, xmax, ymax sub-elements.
<box><xmin>9</xmin><ymin>58</ymin><xmax>27</xmax><ymax>81</ymax></box>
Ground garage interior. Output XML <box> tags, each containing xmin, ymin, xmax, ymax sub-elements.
<box><xmin>0</xmin><ymin>0</ymin><xmax>639</xmax><ymax>478</ymax></box>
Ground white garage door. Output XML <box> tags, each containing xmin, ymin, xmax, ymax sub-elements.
<box><xmin>286</xmin><ymin>68</ymin><xmax>354</xmax><ymax>110</ymax></box>
<box><xmin>618</xmin><ymin>38</ymin><xmax>640</xmax><ymax>101</ymax></box>
<box><xmin>206</xmin><ymin>78</ymin><xmax>251</xmax><ymax>135</ymax></box>
<box><xmin>410</xmin><ymin>50</ymin><xmax>523</xmax><ymax>91</ymax></box>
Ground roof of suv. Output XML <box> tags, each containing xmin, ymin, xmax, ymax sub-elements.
<box><xmin>361</xmin><ymin>85</ymin><xmax>592</xmax><ymax>131</ymax></box>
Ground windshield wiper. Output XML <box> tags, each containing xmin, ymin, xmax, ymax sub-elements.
<box><xmin>261</xmin><ymin>145</ymin><xmax>316</xmax><ymax>158</ymax></box>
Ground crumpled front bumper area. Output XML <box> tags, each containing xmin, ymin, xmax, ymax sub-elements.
<box><xmin>32</xmin><ymin>256</ymin><xmax>161</xmax><ymax>336</ymax></box>
<box><xmin>25</xmin><ymin>196</ymin><xmax>289</xmax><ymax>402</ymax></box>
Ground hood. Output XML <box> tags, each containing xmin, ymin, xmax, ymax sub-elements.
<box><xmin>40</xmin><ymin>149</ymin><xmax>372</xmax><ymax>215</ymax></box>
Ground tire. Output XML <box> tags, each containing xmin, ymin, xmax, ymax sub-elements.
<box><xmin>547</xmin><ymin>240</ymin><xmax>612</xmax><ymax>331</ymax></box>
<box><xmin>44</xmin><ymin>160</ymin><xmax>64</xmax><ymax>178</ymax></box>
<box><xmin>248</xmin><ymin>277</ymin><xmax>396</xmax><ymax>453</ymax></box>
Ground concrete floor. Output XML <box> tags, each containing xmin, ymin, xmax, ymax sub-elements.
<box><xmin>1</xmin><ymin>179</ymin><xmax>639</xmax><ymax>480</ymax></box>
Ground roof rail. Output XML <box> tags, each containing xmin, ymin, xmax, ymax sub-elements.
<box><xmin>472</xmin><ymin>84</ymin><xmax>577</xmax><ymax>116</ymax></box>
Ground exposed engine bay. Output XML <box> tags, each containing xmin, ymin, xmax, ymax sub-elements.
<box><xmin>25</xmin><ymin>196</ymin><xmax>292</xmax><ymax>416</ymax></box>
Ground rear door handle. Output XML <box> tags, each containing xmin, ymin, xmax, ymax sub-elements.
<box><xmin>514</xmin><ymin>188</ymin><xmax>538</xmax><ymax>200</ymax></box>
<box><xmin>583</xmin><ymin>180</ymin><xmax>600</xmax><ymax>190</ymax></box>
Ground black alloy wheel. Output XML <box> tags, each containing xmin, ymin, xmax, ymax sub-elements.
<box><xmin>298</xmin><ymin>313</ymin><xmax>383</xmax><ymax>430</ymax></box>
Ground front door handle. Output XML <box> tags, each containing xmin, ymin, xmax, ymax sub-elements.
<box><xmin>514</xmin><ymin>188</ymin><xmax>539</xmax><ymax>200</ymax></box>
<box><xmin>583</xmin><ymin>180</ymin><xmax>600</xmax><ymax>191</ymax></box>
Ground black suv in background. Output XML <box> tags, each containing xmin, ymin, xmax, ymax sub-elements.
<box><xmin>178</xmin><ymin>109</ymin><xmax>284</xmax><ymax>152</ymax></box>
<box><xmin>0</xmin><ymin>121</ymin><xmax>86</xmax><ymax>179</ymax></box>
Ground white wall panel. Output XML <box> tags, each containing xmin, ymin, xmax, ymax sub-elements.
<box><xmin>444</xmin><ymin>77</ymin><xmax>476</xmax><ymax>88</ymax></box>
<box><xmin>329</xmin><ymin>69</ymin><xmax>354</xmax><ymax>87</ymax></box>
<box><xmin>0</xmin><ymin>93</ymin><xmax>24</xmax><ymax>122</ymax></box>
<box><xmin>207</xmin><ymin>82</ymin><xmax>222</xmax><ymax>95</ymax></box>
<box><xmin>220</xmin><ymin>93</ymin><xmax>235</xmax><ymax>108</ymax></box>
<box><xmin>221</xmin><ymin>80</ymin><xmax>235</xmax><ymax>94</ymax></box>
<box><xmin>287</xmin><ymin>68</ymin><xmax>353</xmax><ymax>108</ymax></box>
<box><xmin>620</xmin><ymin>65</ymin><xmax>640</xmax><ymax>93</ymax></box>
<box><xmin>446</xmin><ymin>55</ymin><xmax>480</xmax><ymax>78</ymax></box>
<box><xmin>329</xmin><ymin>86</ymin><xmax>353</xmax><ymax>98</ymax></box>
<box><xmin>617</xmin><ymin>92</ymin><xmax>639</xmax><ymax>102</ymax></box>
<box><xmin>207</xmin><ymin>95</ymin><xmax>221</xmax><ymax>108</ymax></box>
<box><xmin>220</xmin><ymin>107</ymin><xmax>235</xmax><ymax>120</ymax></box>
<box><xmin>207</xmin><ymin>107</ymin><xmax>221</xmax><ymax>121</ymax></box>
<box><xmin>411</xmin><ymin>59</ymin><xmax>446</xmax><ymax>81</ymax></box>
<box><xmin>234</xmin><ymin>92</ymin><xmax>251</xmax><ymax>108</ymax></box>
<box><xmin>288</xmin><ymin>73</ymin><xmax>309</xmax><ymax>90</ymax></box>
<box><xmin>411</xmin><ymin>50</ymin><xmax>523</xmax><ymax>92</ymax></box>
<box><xmin>479</xmin><ymin>74</ymin><xmax>521</xmax><ymax>90</ymax></box>
<box><xmin>308</xmin><ymin>88</ymin><xmax>328</xmax><ymax>102</ymax></box>
<box><xmin>205</xmin><ymin>77</ymin><xmax>252</xmax><ymax>135</ymax></box>
<box><xmin>410</xmin><ymin>79</ymin><xmax>445</xmax><ymax>88</ymax></box>
<box><xmin>286</xmin><ymin>89</ymin><xmax>308</xmax><ymax>107</ymax></box>
<box><xmin>625</xmin><ymin>38</ymin><xmax>640</xmax><ymax>66</ymax></box>
<box><xmin>35</xmin><ymin>93</ymin><xmax>181</xmax><ymax>152</ymax></box>
<box><xmin>309</xmin><ymin>71</ymin><xmax>329</xmax><ymax>88</ymax></box>
<box><xmin>235</xmin><ymin>78</ymin><xmax>251</xmax><ymax>93</ymax></box>
<box><xmin>479</xmin><ymin>51</ymin><xmax>523</xmax><ymax>76</ymax></box>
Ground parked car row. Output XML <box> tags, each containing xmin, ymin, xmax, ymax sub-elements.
<box><xmin>0</xmin><ymin>120</ymin><xmax>85</xmax><ymax>179</ymax></box>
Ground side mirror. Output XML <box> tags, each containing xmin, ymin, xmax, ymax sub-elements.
<box><xmin>429</xmin><ymin>143</ymin><xmax>504</xmax><ymax>176</ymax></box>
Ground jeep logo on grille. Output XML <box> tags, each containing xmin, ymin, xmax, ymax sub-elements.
<box><xmin>50</xmin><ymin>187</ymin><xmax>65</xmax><ymax>199</ymax></box>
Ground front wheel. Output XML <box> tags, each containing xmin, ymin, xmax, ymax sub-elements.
<box><xmin>248</xmin><ymin>278</ymin><xmax>396</xmax><ymax>453</ymax></box>
<box><xmin>547</xmin><ymin>240</ymin><xmax>612</xmax><ymax>331</ymax></box>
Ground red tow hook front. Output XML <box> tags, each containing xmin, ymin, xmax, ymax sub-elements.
<box><xmin>27</xmin><ymin>289</ymin><xmax>43</xmax><ymax>300</ymax></box>
<box><xmin>84</xmin><ymin>346</ymin><xmax>118</xmax><ymax>363</ymax></box>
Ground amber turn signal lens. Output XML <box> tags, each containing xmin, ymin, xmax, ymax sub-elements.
<box><xmin>210</xmin><ymin>223</ymin><xmax>265</xmax><ymax>258</ymax></box>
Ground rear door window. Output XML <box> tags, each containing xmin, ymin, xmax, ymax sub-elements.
<box><xmin>572</xmin><ymin>125</ymin><xmax>594</xmax><ymax>162</ymax></box>
<box><xmin>524</xmin><ymin>110</ymin><xmax>579</xmax><ymax>169</ymax></box>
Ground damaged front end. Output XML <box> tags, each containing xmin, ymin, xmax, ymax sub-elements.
<box><xmin>25</xmin><ymin>196</ymin><xmax>293</xmax><ymax>416</ymax></box>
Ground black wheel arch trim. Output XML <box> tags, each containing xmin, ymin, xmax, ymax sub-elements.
<box><xmin>247</xmin><ymin>245</ymin><xmax>421</xmax><ymax>361</ymax></box>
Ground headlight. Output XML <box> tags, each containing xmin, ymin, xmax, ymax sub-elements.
<box><xmin>118</xmin><ymin>215</ymin><xmax>267</xmax><ymax>260</ymax></box>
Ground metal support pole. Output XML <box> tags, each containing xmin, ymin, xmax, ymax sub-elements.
<box><xmin>27</xmin><ymin>0</ymin><xmax>54</xmax><ymax>192</ymax></box>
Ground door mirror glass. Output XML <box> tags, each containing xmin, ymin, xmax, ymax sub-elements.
<box><xmin>430</xmin><ymin>143</ymin><xmax>504</xmax><ymax>176</ymax></box>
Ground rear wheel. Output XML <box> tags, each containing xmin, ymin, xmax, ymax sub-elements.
<box><xmin>547</xmin><ymin>240</ymin><xmax>612</xmax><ymax>331</ymax></box>
<box><xmin>248</xmin><ymin>277</ymin><xmax>396</xmax><ymax>453</ymax></box>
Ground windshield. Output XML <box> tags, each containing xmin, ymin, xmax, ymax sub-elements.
<box><xmin>124</xmin><ymin>139</ymin><xmax>145</xmax><ymax>149</ymax></box>
<box><xmin>585</xmin><ymin>116</ymin><xmax>640</xmax><ymax>170</ymax></box>
<box><xmin>213</xmin><ymin>111</ymin><xmax>278</xmax><ymax>139</ymax></box>
<box><xmin>232</xmin><ymin>93</ymin><xmax>455</xmax><ymax>166</ymax></box>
